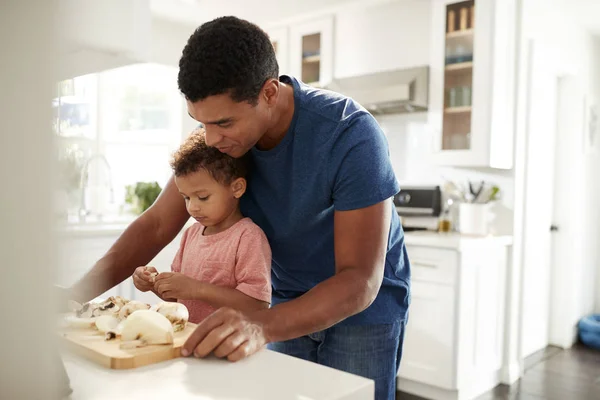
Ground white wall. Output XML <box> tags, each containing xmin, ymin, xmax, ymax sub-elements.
<box><xmin>592</xmin><ymin>36</ymin><xmax>600</xmax><ymax>313</ymax></box>
<box><xmin>379</xmin><ymin>113</ymin><xmax>515</xmax><ymax>235</ymax></box>
<box><xmin>517</xmin><ymin>0</ymin><xmax>600</xmax><ymax>351</ymax></box>
<box><xmin>150</xmin><ymin>17</ymin><xmax>196</xmax><ymax>67</ymax></box>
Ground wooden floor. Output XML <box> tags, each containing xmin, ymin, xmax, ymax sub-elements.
<box><xmin>397</xmin><ymin>344</ymin><xmax>600</xmax><ymax>400</ymax></box>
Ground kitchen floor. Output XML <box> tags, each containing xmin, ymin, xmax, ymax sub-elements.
<box><xmin>397</xmin><ymin>344</ymin><xmax>600</xmax><ymax>400</ymax></box>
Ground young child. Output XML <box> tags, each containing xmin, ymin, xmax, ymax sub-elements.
<box><xmin>132</xmin><ymin>128</ymin><xmax>272</xmax><ymax>323</ymax></box>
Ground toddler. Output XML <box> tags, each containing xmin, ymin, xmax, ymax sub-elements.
<box><xmin>133</xmin><ymin>128</ymin><xmax>272</xmax><ymax>323</ymax></box>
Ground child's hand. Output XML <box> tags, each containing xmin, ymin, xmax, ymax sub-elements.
<box><xmin>154</xmin><ymin>272</ymin><xmax>199</xmax><ymax>300</ymax></box>
<box><xmin>133</xmin><ymin>266</ymin><xmax>158</xmax><ymax>292</ymax></box>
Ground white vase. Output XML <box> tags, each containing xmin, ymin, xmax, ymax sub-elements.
<box><xmin>459</xmin><ymin>203</ymin><xmax>491</xmax><ymax>235</ymax></box>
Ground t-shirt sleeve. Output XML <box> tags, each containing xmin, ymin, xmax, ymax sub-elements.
<box><xmin>330</xmin><ymin>112</ymin><xmax>400</xmax><ymax>211</ymax></box>
<box><xmin>171</xmin><ymin>227</ymin><xmax>191</xmax><ymax>273</ymax></box>
<box><xmin>234</xmin><ymin>227</ymin><xmax>272</xmax><ymax>304</ymax></box>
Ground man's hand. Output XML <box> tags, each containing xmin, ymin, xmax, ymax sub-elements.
<box><xmin>182</xmin><ymin>307</ymin><xmax>268</xmax><ymax>361</ymax></box>
<box><xmin>154</xmin><ymin>272</ymin><xmax>200</xmax><ymax>300</ymax></box>
<box><xmin>132</xmin><ymin>266</ymin><xmax>158</xmax><ymax>292</ymax></box>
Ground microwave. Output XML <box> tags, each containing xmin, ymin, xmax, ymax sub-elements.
<box><xmin>394</xmin><ymin>186</ymin><xmax>442</xmax><ymax>231</ymax></box>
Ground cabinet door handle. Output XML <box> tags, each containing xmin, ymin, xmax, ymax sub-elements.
<box><xmin>412</xmin><ymin>260</ymin><xmax>438</xmax><ymax>269</ymax></box>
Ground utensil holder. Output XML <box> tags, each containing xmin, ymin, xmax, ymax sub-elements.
<box><xmin>459</xmin><ymin>203</ymin><xmax>490</xmax><ymax>235</ymax></box>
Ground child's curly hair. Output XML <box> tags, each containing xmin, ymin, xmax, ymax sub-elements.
<box><xmin>170</xmin><ymin>128</ymin><xmax>249</xmax><ymax>184</ymax></box>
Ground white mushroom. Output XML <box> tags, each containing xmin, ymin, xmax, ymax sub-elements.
<box><xmin>93</xmin><ymin>296</ymin><xmax>134</xmax><ymax>317</ymax></box>
<box><xmin>105</xmin><ymin>320</ymin><xmax>126</xmax><ymax>341</ymax></box>
<box><xmin>118</xmin><ymin>301</ymin><xmax>150</xmax><ymax>320</ymax></box>
<box><xmin>150</xmin><ymin>302</ymin><xmax>189</xmax><ymax>332</ymax></box>
<box><xmin>95</xmin><ymin>315</ymin><xmax>120</xmax><ymax>333</ymax></box>
<box><xmin>75</xmin><ymin>302</ymin><xmax>98</xmax><ymax>319</ymax></box>
<box><xmin>119</xmin><ymin>310</ymin><xmax>174</xmax><ymax>348</ymax></box>
<box><xmin>64</xmin><ymin>315</ymin><xmax>97</xmax><ymax>329</ymax></box>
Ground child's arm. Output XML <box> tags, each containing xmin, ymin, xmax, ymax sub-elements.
<box><xmin>154</xmin><ymin>273</ymin><xmax>269</xmax><ymax>312</ymax></box>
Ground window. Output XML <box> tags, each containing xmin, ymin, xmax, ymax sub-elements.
<box><xmin>54</xmin><ymin>64</ymin><xmax>183</xmax><ymax>222</ymax></box>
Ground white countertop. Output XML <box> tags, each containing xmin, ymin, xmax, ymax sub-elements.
<box><xmin>404</xmin><ymin>230</ymin><xmax>513</xmax><ymax>249</ymax></box>
<box><xmin>56</xmin><ymin>219</ymin><xmax>512</xmax><ymax>250</ymax></box>
<box><xmin>62</xmin><ymin>349</ymin><xmax>373</xmax><ymax>400</ymax></box>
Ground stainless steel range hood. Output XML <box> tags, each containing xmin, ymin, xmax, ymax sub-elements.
<box><xmin>325</xmin><ymin>66</ymin><xmax>429</xmax><ymax>115</ymax></box>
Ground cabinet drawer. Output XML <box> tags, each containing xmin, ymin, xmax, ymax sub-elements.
<box><xmin>406</xmin><ymin>246</ymin><xmax>458</xmax><ymax>285</ymax></box>
<box><xmin>398</xmin><ymin>281</ymin><xmax>455</xmax><ymax>389</ymax></box>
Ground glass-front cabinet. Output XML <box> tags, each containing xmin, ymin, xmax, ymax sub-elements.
<box><xmin>289</xmin><ymin>16</ymin><xmax>334</xmax><ymax>88</ymax></box>
<box><xmin>442</xmin><ymin>0</ymin><xmax>474</xmax><ymax>151</ymax></box>
<box><xmin>429</xmin><ymin>0</ymin><xmax>517</xmax><ymax>169</ymax></box>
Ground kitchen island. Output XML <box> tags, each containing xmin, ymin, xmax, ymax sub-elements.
<box><xmin>62</xmin><ymin>348</ymin><xmax>373</xmax><ymax>400</ymax></box>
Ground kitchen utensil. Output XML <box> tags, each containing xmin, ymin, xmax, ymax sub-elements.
<box><xmin>468</xmin><ymin>180</ymin><xmax>485</xmax><ymax>202</ymax></box>
<box><xmin>443</xmin><ymin>180</ymin><xmax>466</xmax><ymax>202</ymax></box>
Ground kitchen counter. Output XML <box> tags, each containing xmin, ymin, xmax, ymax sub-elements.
<box><xmin>62</xmin><ymin>349</ymin><xmax>373</xmax><ymax>400</ymax></box>
<box><xmin>404</xmin><ymin>230</ymin><xmax>513</xmax><ymax>250</ymax></box>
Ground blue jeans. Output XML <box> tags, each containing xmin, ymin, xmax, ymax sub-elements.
<box><xmin>268</xmin><ymin>320</ymin><xmax>406</xmax><ymax>400</ymax></box>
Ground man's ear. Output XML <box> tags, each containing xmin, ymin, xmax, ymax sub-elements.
<box><xmin>262</xmin><ymin>78</ymin><xmax>279</xmax><ymax>107</ymax></box>
<box><xmin>231</xmin><ymin>177</ymin><xmax>247</xmax><ymax>199</ymax></box>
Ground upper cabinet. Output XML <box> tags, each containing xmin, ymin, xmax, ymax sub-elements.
<box><xmin>289</xmin><ymin>16</ymin><xmax>334</xmax><ymax>88</ymax></box>
<box><xmin>429</xmin><ymin>0</ymin><xmax>517</xmax><ymax>169</ymax></box>
<box><xmin>267</xmin><ymin>27</ymin><xmax>290</xmax><ymax>76</ymax></box>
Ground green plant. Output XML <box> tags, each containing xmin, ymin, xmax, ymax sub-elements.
<box><xmin>125</xmin><ymin>181</ymin><xmax>162</xmax><ymax>214</ymax></box>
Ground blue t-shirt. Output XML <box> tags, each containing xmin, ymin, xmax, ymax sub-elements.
<box><xmin>240</xmin><ymin>75</ymin><xmax>410</xmax><ymax>325</ymax></box>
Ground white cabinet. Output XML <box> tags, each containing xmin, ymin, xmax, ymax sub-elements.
<box><xmin>333</xmin><ymin>0</ymin><xmax>431</xmax><ymax>79</ymax></box>
<box><xmin>402</xmin><ymin>281</ymin><xmax>456</xmax><ymax>389</ymax></box>
<box><xmin>289</xmin><ymin>16</ymin><xmax>334</xmax><ymax>88</ymax></box>
<box><xmin>267</xmin><ymin>27</ymin><xmax>290</xmax><ymax>76</ymax></box>
<box><xmin>398</xmin><ymin>236</ymin><xmax>512</xmax><ymax>400</ymax></box>
<box><xmin>428</xmin><ymin>0</ymin><xmax>517</xmax><ymax>169</ymax></box>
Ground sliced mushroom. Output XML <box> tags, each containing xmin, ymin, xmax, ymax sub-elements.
<box><xmin>64</xmin><ymin>315</ymin><xmax>97</xmax><ymax>329</ymax></box>
<box><xmin>119</xmin><ymin>310</ymin><xmax>174</xmax><ymax>349</ymax></box>
<box><xmin>150</xmin><ymin>302</ymin><xmax>189</xmax><ymax>332</ymax></box>
<box><xmin>76</xmin><ymin>302</ymin><xmax>97</xmax><ymax>319</ymax></box>
<box><xmin>118</xmin><ymin>301</ymin><xmax>150</xmax><ymax>320</ymax></box>
<box><xmin>95</xmin><ymin>315</ymin><xmax>120</xmax><ymax>333</ymax></box>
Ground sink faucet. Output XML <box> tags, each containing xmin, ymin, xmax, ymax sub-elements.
<box><xmin>79</xmin><ymin>154</ymin><xmax>114</xmax><ymax>222</ymax></box>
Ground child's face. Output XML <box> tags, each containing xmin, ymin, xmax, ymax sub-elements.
<box><xmin>175</xmin><ymin>169</ymin><xmax>245</xmax><ymax>227</ymax></box>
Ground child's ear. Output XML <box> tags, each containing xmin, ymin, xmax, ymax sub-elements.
<box><xmin>231</xmin><ymin>177</ymin><xmax>247</xmax><ymax>199</ymax></box>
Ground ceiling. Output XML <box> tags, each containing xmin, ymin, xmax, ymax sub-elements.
<box><xmin>536</xmin><ymin>0</ymin><xmax>600</xmax><ymax>36</ymax></box>
<box><xmin>151</xmin><ymin>0</ymin><xmax>600</xmax><ymax>37</ymax></box>
<box><xmin>150</xmin><ymin>0</ymin><xmax>360</xmax><ymax>27</ymax></box>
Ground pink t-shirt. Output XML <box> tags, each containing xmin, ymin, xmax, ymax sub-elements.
<box><xmin>171</xmin><ymin>217</ymin><xmax>272</xmax><ymax>323</ymax></box>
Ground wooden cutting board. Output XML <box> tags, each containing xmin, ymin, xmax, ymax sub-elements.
<box><xmin>59</xmin><ymin>322</ymin><xmax>198</xmax><ymax>370</ymax></box>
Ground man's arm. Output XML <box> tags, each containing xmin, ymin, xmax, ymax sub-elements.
<box><xmin>183</xmin><ymin>199</ymin><xmax>391</xmax><ymax>360</ymax></box>
<box><xmin>259</xmin><ymin>199</ymin><xmax>390</xmax><ymax>340</ymax></box>
<box><xmin>67</xmin><ymin>176</ymin><xmax>190</xmax><ymax>303</ymax></box>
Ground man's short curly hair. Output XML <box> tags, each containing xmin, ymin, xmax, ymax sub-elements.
<box><xmin>178</xmin><ymin>16</ymin><xmax>279</xmax><ymax>105</ymax></box>
<box><xmin>170</xmin><ymin>129</ymin><xmax>249</xmax><ymax>184</ymax></box>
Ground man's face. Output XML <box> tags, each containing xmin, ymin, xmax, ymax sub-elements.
<box><xmin>186</xmin><ymin>91</ymin><xmax>272</xmax><ymax>158</ymax></box>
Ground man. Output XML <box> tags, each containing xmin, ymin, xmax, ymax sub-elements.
<box><xmin>67</xmin><ymin>16</ymin><xmax>410</xmax><ymax>400</ymax></box>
